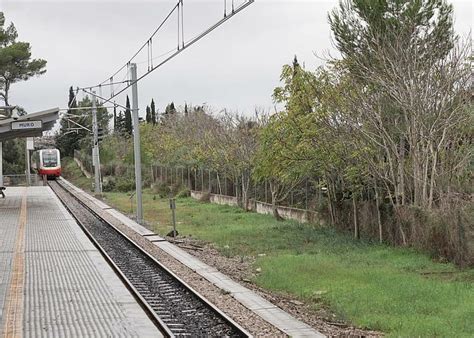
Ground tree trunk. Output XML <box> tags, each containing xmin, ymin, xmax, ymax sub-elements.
<box><xmin>375</xmin><ymin>186</ymin><xmax>383</xmax><ymax>243</ymax></box>
<box><xmin>235</xmin><ymin>175</ymin><xmax>243</xmax><ymax>208</ymax></box>
<box><xmin>326</xmin><ymin>179</ymin><xmax>336</xmax><ymax>226</ymax></box>
<box><xmin>399</xmin><ymin>138</ymin><xmax>406</xmax><ymax>205</ymax></box>
<box><xmin>394</xmin><ymin>206</ymin><xmax>407</xmax><ymax>245</ymax></box>
<box><xmin>241</xmin><ymin>172</ymin><xmax>249</xmax><ymax>211</ymax></box>
<box><xmin>428</xmin><ymin>143</ymin><xmax>438</xmax><ymax>209</ymax></box>
<box><xmin>422</xmin><ymin>145</ymin><xmax>430</xmax><ymax>208</ymax></box>
<box><xmin>270</xmin><ymin>181</ymin><xmax>283</xmax><ymax>221</ymax></box>
<box><xmin>217</xmin><ymin>172</ymin><xmax>222</xmax><ymax>195</ymax></box>
<box><xmin>187</xmin><ymin>167</ymin><xmax>191</xmax><ymax>190</ymax></box>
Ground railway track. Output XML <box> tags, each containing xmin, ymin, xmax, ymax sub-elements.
<box><xmin>49</xmin><ymin>179</ymin><xmax>250</xmax><ymax>338</ymax></box>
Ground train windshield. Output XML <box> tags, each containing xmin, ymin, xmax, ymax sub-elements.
<box><xmin>43</xmin><ymin>152</ymin><xmax>58</xmax><ymax>167</ymax></box>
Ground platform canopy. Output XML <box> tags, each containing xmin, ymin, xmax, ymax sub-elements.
<box><xmin>0</xmin><ymin>108</ymin><xmax>60</xmax><ymax>142</ymax></box>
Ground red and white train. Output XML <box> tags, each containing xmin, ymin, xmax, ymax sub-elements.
<box><xmin>32</xmin><ymin>149</ymin><xmax>62</xmax><ymax>178</ymax></box>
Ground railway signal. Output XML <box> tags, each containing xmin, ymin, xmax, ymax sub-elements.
<box><xmin>97</xmin><ymin>128</ymin><xmax>104</xmax><ymax>142</ymax></box>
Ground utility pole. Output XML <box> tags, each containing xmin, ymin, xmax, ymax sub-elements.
<box><xmin>130</xmin><ymin>63</ymin><xmax>143</xmax><ymax>224</ymax></box>
<box><xmin>91</xmin><ymin>92</ymin><xmax>102</xmax><ymax>194</ymax></box>
<box><xmin>25</xmin><ymin>142</ymin><xmax>30</xmax><ymax>186</ymax></box>
<box><xmin>0</xmin><ymin>142</ymin><xmax>3</xmax><ymax>187</ymax></box>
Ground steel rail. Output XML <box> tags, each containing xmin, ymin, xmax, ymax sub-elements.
<box><xmin>50</xmin><ymin>179</ymin><xmax>251</xmax><ymax>337</ymax></box>
<box><xmin>49</xmin><ymin>180</ymin><xmax>173</xmax><ymax>337</ymax></box>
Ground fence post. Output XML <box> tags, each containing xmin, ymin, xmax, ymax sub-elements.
<box><xmin>208</xmin><ymin>169</ymin><xmax>211</xmax><ymax>193</ymax></box>
<box><xmin>201</xmin><ymin>169</ymin><xmax>204</xmax><ymax>191</ymax></box>
<box><xmin>170</xmin><ymin>197</ymin><xmax>177</xmax><ymax>237</ymax></box>
<box><xmin>223</xmin><ymin>176</ymin><xmax>226</xmax><ymax>196</ymax></box>
<box><xmin>265</xmin><ymin>180</ymin><xmax>268</xmax><ymax>203</ymax></box>
<box><xmin>187</xmin><ymin>167</ymin><xmax>191</xmax><ymax>190</ymax></box>
<box><xmin>305</xmin><ymin>178</ymin><xmax>308</xmax><ymax>210</ymax></box>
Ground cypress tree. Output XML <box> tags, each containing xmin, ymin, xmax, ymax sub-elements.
<box><xmin>117</xmin><ymin>111</ymin><xmax>125</xmax><ymax>134</ymax></box>
<box><xmin>124</xmin><ymin>95</ymin><xmax>132</xmax><ymax>135</ymax></box>
<box><xmin>113</xmin><ymin>105</ymin><xmax>117</xmax><ymax>132</ymax></box>
<box><xmin>146</xmin><ymin>105</ymin><xmax>151</xmax><ymax>124</ymax></box>
<box><xmin>56</xmin><ymin>86</ymin><xmax>79</xmax><ymax>156</ymax></box>
<box><xmin>150</xmin><ymin>99</ymin><xmax>156</xmax><ymax>125</ymax></box>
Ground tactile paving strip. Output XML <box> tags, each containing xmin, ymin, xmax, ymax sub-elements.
<box><xmin>0</xmin><ymin>191</ymin><xmax>22</xmax><ymax>328</ymax></box>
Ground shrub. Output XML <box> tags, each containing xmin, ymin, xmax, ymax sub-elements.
<box><xmin>116</xmin><ymin>177</ymin><xmax>135</xmax><ymax>192</ymax></box>
<box><xmin>176</xmin><ymin>187</ymin><xmax>191</xmax><ymax>198</ymax></box>
<box><xmin>102</xmin><ymin>176</ymin><xmax>116</xmax><ymax>192</ymax></box>
<box><xmin>151</xmin><ymin>181</ymin><xmax>171</xmax><ymax>198</ymax></box>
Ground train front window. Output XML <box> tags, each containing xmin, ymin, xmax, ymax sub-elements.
<box><xmin>43</xmin><ymin>153</ymin><xmax>57</xmax><ymax>167</ymax></box>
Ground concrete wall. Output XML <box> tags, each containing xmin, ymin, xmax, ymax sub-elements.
<box><xmin>190</xmin><ymin>190</ymin><xmax>322</xmax><ymax>224</ymax></box>
<box><xmin>191</xmin><ymin>190</ymin><xmax>238</xmax><ymax>207</ymax></box>
<box><xmin>252</xmin><ymin>200</ymin><xmax>322</xmax><ymax>224</ymax></box>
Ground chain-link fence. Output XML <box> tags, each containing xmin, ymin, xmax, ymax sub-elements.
<box><xmin>2</xmin><ymin>174</ymin><xmax>42</xmax><ymax>186</ymax></box>
<box><xmin>150</xmin><ymin>165</ymin><xmax>327</xmax><ymax>214</ymax></box>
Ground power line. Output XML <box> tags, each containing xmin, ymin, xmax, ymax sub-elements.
<box><xmin>80</xmin><ymin>0</ymin><xmax>254</xmax><ymax>102</ymax></box>
<box><xmin>88</xmin><ymin>0</ymin><xmax>254</xmax><ymax>102</ymax></box>
<box><xmin>98</xmin><ymin>1</ymin><xmax>180</xmax><ymax>87</ymax></box>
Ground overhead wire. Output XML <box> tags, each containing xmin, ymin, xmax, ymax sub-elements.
<box><xmin>79</xmin><ymin>0</ymin><xmax>254</xmax><ymax>103</ymax></box>
<box><xmin>97</xmin><ymin>1</ymin><xmax>180</xmax><ymax>87</ymax></box>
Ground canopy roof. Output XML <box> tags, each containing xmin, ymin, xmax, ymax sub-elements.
<box><xmin>0</xmin><ymin>108</ymin><xmax>59</xmax><ymax>142</ymax></box>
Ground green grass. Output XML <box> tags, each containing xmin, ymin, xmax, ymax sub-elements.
<box><xmin>102</xmin><ymin>192</ymin><xmax>474</xmax><ymax>337</ymax></box>
<box><xmin>64</xmin><ymin>165</ymin><xmax>474</xmax><ymax>336</ymax></box>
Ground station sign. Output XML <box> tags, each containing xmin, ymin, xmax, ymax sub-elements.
<box><xmin>11</xmin><ymin>120</ymin><xmax>42</xmax><ymax>130</ymax></box>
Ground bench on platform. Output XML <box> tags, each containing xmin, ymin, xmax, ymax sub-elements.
<box><xmin>0</xmin><ymin>186</ymin><xmax>5</xmax><ymax>198</ymax></box>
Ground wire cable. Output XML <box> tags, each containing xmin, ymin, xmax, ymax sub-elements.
<box><xmin>98</xmin><ymin>1</ymin><xmax>180</xmax><ymax>86</ymax></box>
<box><xmin>82</xmin><ymin>0</ymin><xmax>254</xmax><ymax>103</ymax></box>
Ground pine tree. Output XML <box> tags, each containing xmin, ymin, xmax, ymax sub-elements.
<box><xmin>162</xmin><ymin>102</ymin><xmax>176</xmax><ymax>123</ymax></box>
<box><xmin>146</xmin><ymin>105</ymin><xmax>151</xmax><ymax>124</ymax></box>
<box><xmin>56</xmin><ymin>86</ymin><xmax>80</xmax><ymax>156</ymax></box>
<box><xmin>0</xmin><ymin>12</ymin><xmax>47</xmax><ymax>106</ymax></box>
<box><xmin>167</xmin><ymin>102</ymin><xmax>176</xmax><ymax>114</ymax></box>
<box><xmin>124</xmin><ymin>95</ymin><xmax>132</xmax><ymax>135</ymax></box>
<box><xmin>117</xmin><ymin>111</ymin><xmax>125</xmax><ymax>133</ymax></box>
<box><xmin>150</xmin><ymin>99</ymin><xmax>156</xmax><ymax>125</ymax></box>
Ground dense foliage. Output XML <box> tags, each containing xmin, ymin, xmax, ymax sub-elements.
<box><xmin>0</xmin><ymin>12</ymin><xmax>46</xmax><ymax>107</ymax></box>
<box><xmin>0</xmin><ymin>12</ymin><xmax>46</xmax><ymax>178</ymax></box>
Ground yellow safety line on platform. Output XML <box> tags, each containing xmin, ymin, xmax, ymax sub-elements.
<box><xmin>1</xmin><ymin>188</ymin><xmax>27</xmax><ymax>338</ymax></box>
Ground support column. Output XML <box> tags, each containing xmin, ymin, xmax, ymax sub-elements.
<box><xmin>92</xmin><ymin>92</ymin><xmax>101</xmax><ymax>194</ymax></box>
<box><xmin>130</xmin><ymin>63</ymin><xmax>143</xmax><ymax>224</ymax></box>
<box><xmin>0</xmin><ymin>142</ymin><xmax>3</xmax><ymax>187</ymax></box>
<box><xmin>25</xmin><ymin>143</ymin><xmax>30</xmax><ymax>187</ymax></box>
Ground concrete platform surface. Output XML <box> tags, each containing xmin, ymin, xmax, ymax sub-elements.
<box><xmin>0</xmin><ymin>186</ymin><xmax>162</xmax><ymax>338</ymax></box>
<box><xmin>60</xmin><ymin>178</ymin><xmax>325</xmax><ymax>338</ymax></box>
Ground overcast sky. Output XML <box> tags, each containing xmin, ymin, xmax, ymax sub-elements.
<box><xmin>1</xmin><ymin>0</ymin><xmax>472</xmax><ymax>118</ymax></box>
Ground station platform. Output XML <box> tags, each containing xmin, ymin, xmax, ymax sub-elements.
<box><xmin>0</xmin><ymin>186</ymin><xmax>162</xmax><ymax>337</ymax></box>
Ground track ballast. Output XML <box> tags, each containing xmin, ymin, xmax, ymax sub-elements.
<box><xmin>49</xmin><ymin>180</ymin><xmax>249</xmax><ymax>337</ymax></box>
